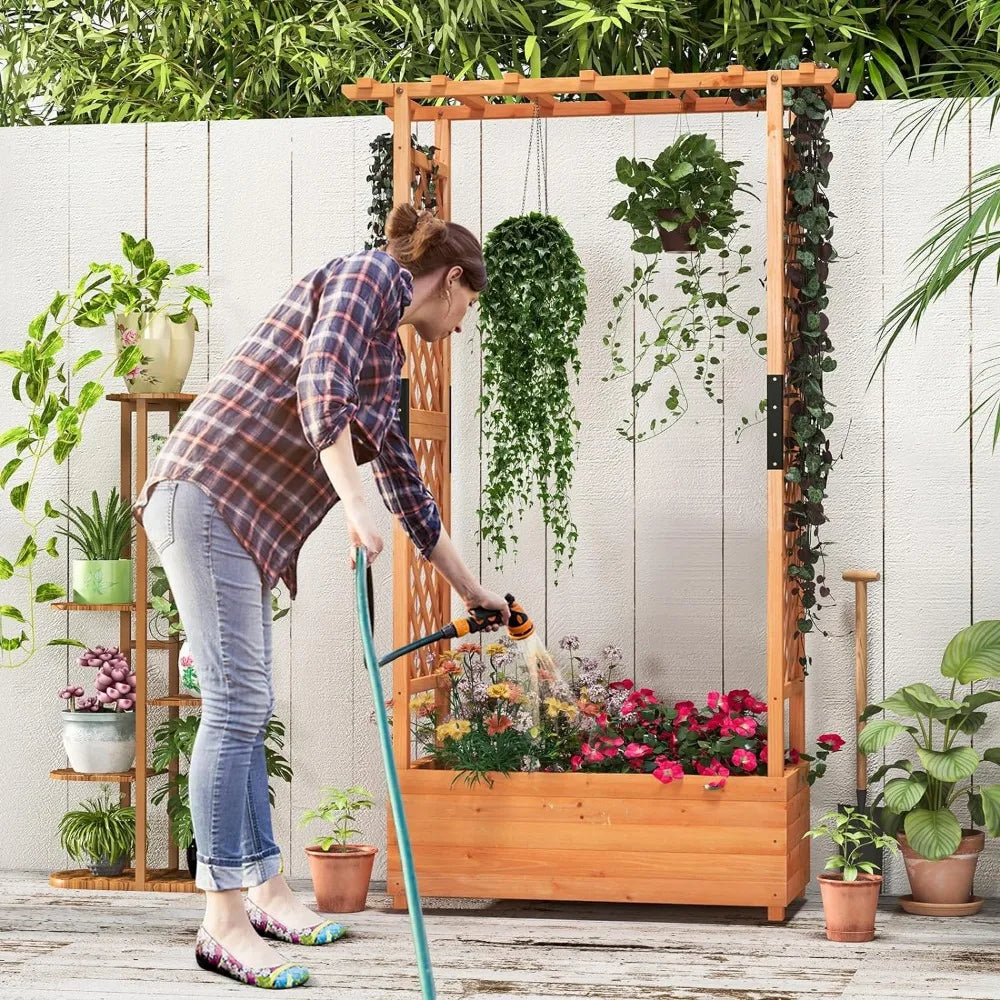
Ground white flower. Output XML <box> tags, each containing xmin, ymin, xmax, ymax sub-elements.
<box><xmin>603</xmin><ymin>644</ymin><xmax>623</xmax><ymax>666</ymax></box>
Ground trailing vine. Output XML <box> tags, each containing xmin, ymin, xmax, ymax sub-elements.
<box><xmin>365</xmin><ymin>132</ymin><xmax>438</xmax><ymax>249</ymax></box>
<box><xmin>781</xmin><ymin>65</ymin><xmax>837</xmax><ymax>641</ymax></box>
<box><xmin>478</xmin><ymin>213</ymin><xmax>587</xmax><ymax>580</ymax></box>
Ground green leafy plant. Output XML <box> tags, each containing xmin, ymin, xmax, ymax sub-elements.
<box><xmin>859</xmin><ymin>620</ymin><xmax>1000</xmax><ymax>861</ymax></box>
<box><xmin>605</xmin><ymin>135</ymin><xmax>759</xmax><ymax>439</ymax></box>
<box><xmin>0</xmin><ymin>233</ymin><xmax>208</xmax><ymax>667</ymax></box>
<box><xmin>151</xmin><ymin>714</ymin><xmax>293</xmax><ymax>849</ymax></box>
<box><xmin>58</xmin><ymin>786</ymin><xmax>135</xmax><ymax>866</ymax></box>
<box><xmin>299</xmin><ymin>785</ymin><xmax>374</xmax><ymax>852</ymax></box>
<box><xmin>804</xmin><ymin>807</ymin><xmax>899</xmax><ymax>881</ymax></box>
<box><xmin>365</xmin><ymin>132</ymin><xmax>437</xmax><ymax>250</ymax></box>
<box><xmin>57</xmin><ymin>488</ymin><xmax>134</xmax><ymax>561</ymax></box>
<box><xmin>478</xmin><ymin>213</ymin><xmax>587</xmax><ymax>578</ymax></box>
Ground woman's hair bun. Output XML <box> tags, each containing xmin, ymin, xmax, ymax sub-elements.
<box><xmin>383</xmin><ymin>204</ymin><xmax>488</xmax><ymax>291</ymax></box>
<box><xmin>386</xmin><ymin>205</ymin><xmax>448</xmax><ymax>263</ymax></box>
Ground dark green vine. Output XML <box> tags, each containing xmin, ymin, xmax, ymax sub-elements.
<box><xmin>781</xmin><ymin>63</ymin><xmax>837</xmax><ymax>642</ymax></box>
<box><xmin>478</xmin><ymin>213</ymin><xmax>587</xmax><ymax>580</ymax></box>
<box><xmin>365</xmin><ymin>132</ymin><xmax>438</xmax><ymax>249</ymax></box>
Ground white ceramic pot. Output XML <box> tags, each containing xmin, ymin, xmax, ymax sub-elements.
<box><xmin>61</xmin><ymin>710</ymin><xmax>136</xmax><ymax>774</ymax></box>
<box><xmin>115</xmin><ymin>311</ymin><xmax>195</xmax><ymax>393</ymax></box>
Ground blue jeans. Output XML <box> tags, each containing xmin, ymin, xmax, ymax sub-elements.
<box><xmin>142</xmin><ymin>480</ymin><xmax>282</xmax><ymax>891</ymax></box>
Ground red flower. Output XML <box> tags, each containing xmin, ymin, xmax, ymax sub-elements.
<box><xmin>818</xmin><ymin>733</ymin><xmax>845</xmax><ymax>752</ymax></box>
<box><xmin>485</xmin><ymin>713</ymin><xmax>513</xmax><ymax>736</ymax></box>
<box><xmin>732</xmin><ymin>748</ymin><xmax>757</xmax><ymax>772</ymax></box>
<box><xmin>609</xmin><ymin>678</ymin><xmax>634</xmax><ymax>691</ymax></box>
<box><xmin>673</xmin><ymin>700</ymin><xmax>697</xmax><ymax>725</ymax></box>
<box><xmin>747</xmin><ymin>697</ymin><xmax>768</xmax><ymax>714</ymax></box>
<box><xmin>624</xmin><ymin>742</ymin><xmax>654</xmax><ymax>760</ymax></box>
<box><xmin>570</xmin><ymin>755</ymin><xmax>583</xmax><ymax>771</ymax></box>
<box><xmin>596</xmin><ymin>712</ymin><xmax>609</xmax><ymax>729</ymax></box>
<box><xmin>701</xmin><ymin>710</ymin><xmax>728</xmax><ymax>733</ymax></box>
<box><xmin>707</xmin><ymin>691</ymin><xmax>732</xmax><ymax>713</ymax></box>
<box><xmin>787</xmin><ymin>747</ymin><xmax>801</xmax><ymax>764</ymax></box>
<box><xmin>725</xmin><ymin>716</ymin><xmax>758</xmax><ymax>738</ymax></box>
<box><xmin>581</xmin><ymin>742</ymin><xmax>605</xmax><ymax>763</ymax></box>
<box><xmin>760</xmin><ymin>744</ymin><xmax>768</xmax><ymax>763</ymax></box>
<box><xmin>653</xmin><ymin>760</ymin><xmax>684</xmax><ymax>784</ymax></box>
<box><xmin>726</xmin><ymin>688</ymin><xmax>751</xmax><ymax>710</ymax></box>
<box><xmin>696</xmin><ymin>760</ymin><xmax>730</xmax><ymax>788</ymax></box>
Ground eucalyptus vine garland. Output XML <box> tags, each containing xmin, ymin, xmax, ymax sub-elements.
<box><xmin>478</xmin><ymin>213</ymin><xmax>587</xmax><ymax>579</ymax></box>
<box><xmin>365</xmin><ymin>132</ymin><xmax>438</xmax><ymax>250</ymax></box>
<box><xmin>782</xmin><ymin>77</ymin><xmax>836</xmax><ymax>639</ymax></box>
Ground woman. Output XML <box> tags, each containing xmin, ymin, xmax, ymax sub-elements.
<box><xmin>135</xmin><ymin>205</ymin><xmax>510</xmax><ymax>990</ymax></box>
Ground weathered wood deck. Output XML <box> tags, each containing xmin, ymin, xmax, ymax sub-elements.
<box><xmin>0</xmin><ymin>871</ymin><xmax>996</xmax><ymax>999</ymax></box>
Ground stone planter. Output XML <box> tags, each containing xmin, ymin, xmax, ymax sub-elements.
<box><xmin>115</xmin><ymin>311</ymin><xmax>195</xmax><ymax>393</ymax></box>
<box><xmin>61</xmin><ymin>709</ymin><xmax>136</xmax><ymax>774</ymax></box>
<box><xmin>72</xmin><ymin>558</ymin><xmax>132</xmax><ymax>604</ymax></box>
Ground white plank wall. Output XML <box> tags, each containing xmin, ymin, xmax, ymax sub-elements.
<box><xmin>1</xmin><ymin>102</ymin><xmax>998</xmax><ymax>896</ymax></box>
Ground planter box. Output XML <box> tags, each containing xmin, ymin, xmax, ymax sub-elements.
<box><xmin>388</xmin><ymin>765</ymin><xmax>810</xmax><ymax>921</ymax></box>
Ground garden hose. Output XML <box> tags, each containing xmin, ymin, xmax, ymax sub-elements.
<box><xmin>355</xmin><ymin>548</ymin><xmax>436</xmax><ymax>1000</ymax></box>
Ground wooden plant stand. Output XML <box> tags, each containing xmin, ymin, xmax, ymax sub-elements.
<box><xmin>49</xmin><ymin>392</ymin><xmax>202</xmax><ymax>893</ymax></box>
<box><xmin>343</xmin><ymin>66</ymin><xmax>857</xmax><ymax>921</ymax></box>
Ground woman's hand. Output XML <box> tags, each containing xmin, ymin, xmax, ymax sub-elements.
<box><xmin>464</xmin><ymin>586</ymin><xmax>510</xmax><ymax>628</ymax></box>
<box><xmin>344</xmin><ymin>496</ymin><xmax>384</xmax><ymax>568</ymax></box>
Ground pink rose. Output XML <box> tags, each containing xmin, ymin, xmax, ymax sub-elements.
<box><xmin>732</xmin><ymin>748</ymin><xmax>757</xmax><ymax>772</ymax></box>
<box><xmin>624</xmin><ymin>743</ymin><xmax>654</xmax><ymax>760</ymax></box>
<box><xmin>121</xmin><ymin>329</ymin><xmax>138</xmax><ymax>346</ymax></box>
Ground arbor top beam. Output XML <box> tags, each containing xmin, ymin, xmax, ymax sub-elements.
<box><xmin>343</xmin><ymin>66</ymin><xmax>857</xmax><ymax>120</ymax></box>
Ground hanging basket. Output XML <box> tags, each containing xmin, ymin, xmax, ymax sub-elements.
<box><xmin>655</xmin><ymin>209</ymin><xmax>706</xmax><ymax>252</ymax></box>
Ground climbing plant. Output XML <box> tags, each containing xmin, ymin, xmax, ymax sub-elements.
<box><xmin>781</xmin><ymin>66</ymin><xmax>837</xmax><ymax>641</ymax></box>
<box><xmin>478</xmin><ymin>213</ymin><xmax>587</xmax><ymax>580</ymax></box>
<box><xmin>365</xmin><ymin>132</ymin><xmax>438</xmax><ymax>250</ymax></box>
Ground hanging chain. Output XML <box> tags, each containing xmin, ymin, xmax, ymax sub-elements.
<box><xmin>520</xmin><ymin>100</ymin><xmax>548</xmax><ymax>216</ymax></box>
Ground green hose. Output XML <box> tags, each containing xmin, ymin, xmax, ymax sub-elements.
<box><xmin>355</xmin><ymin>547</ymin><xmax>436</xmax><ymax>1000</ymax></box>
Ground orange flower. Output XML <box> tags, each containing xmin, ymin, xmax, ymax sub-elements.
<box><xmin>485</xmin><ymin>713</ymin><xmax>513</xmax><ymax>736</ymax></box>
<box><xmin>456</xmin><ymin>642</ymin><xmax>482</xmax><ymax>655</ymax></box>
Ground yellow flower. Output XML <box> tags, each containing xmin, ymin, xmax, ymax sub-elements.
<box><xmin>486</xmin><ymin>643</ymin><xmax>506</xmax><ymax>657</ymax></box>
<box><xmin>454</xmin><ymin>719</ymin><xmax>471</xmax><ymax>735</ymax></box>
<box><xmin>409</xmin><ymin>692</ymin><xmax>435</xmax><ymax>718</ymax></box>
<box><xmin>486</xmin><ymin>682</ymin><xmax>512</xmax><ymax>700</ymax></box>
<box><xmin>435</xmin><ymin>718</ymin><xmax>472</xmax><ymax>741</ymax></box>
<box><xmin>544</xmin><ymin>696</ymin><xmax>562</xmax><ymax>718</ymax></box>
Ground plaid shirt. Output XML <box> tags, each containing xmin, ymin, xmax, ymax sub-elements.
<box><xmin>134</xmin><ymin>250</ymin><xmax>441</xmax><ymax>598</ymax></box>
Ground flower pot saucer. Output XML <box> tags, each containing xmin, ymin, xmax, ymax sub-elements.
<box><xmin>899</xmin><ymin>894</ymin><xmax>983</xmax><ymax>916</ymax></box>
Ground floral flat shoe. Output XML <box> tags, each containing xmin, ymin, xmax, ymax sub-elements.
<box><xmin>194</xmin><ymin>926</ymin><xmax>309</xmax><ymax>988</ymax></box>
<box><xmin>245</xmin><ymin>897</ymin><xmax>347</xmax><ymax>946</ymax></box>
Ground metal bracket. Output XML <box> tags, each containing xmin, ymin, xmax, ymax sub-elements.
<box><xmin>400</xmin><ymin>376</ymin><xmax>410</xmax><ymax>440</ymax></box>
<box><xmin>767</xmin><ymin>374</ymin><xmax>784</xmax><ymax>470</ymax></box>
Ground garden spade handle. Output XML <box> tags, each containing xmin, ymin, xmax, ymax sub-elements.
<box><xmin>843</xmin><ymin>568</ymin><xmax>880</xmax><ymax>807</ymax></box>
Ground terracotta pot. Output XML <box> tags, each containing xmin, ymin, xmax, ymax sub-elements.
<box><xmin>817</xmin><ymin>873</ymin><xmax>882</xmax><ymax>942</ymax></box>
<box><xmin>305</xmin><ymin>844</ymin><xmax>377</xmax><ymax>913</ymax></box>
<box><xmin>898</xmin><ymin>830</ymin><xmax>985</xmax><ymax>905</ymax></box>
<box><xmin>655</xmin><ymin>209</ymin><xmax>706</xmax><ymax>252</ymax></box>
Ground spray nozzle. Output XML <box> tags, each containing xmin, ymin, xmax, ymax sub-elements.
<box><xmin>446</xmin><ymin>594</ymin><xmax>535</xmax><ymax>640</ymax></box>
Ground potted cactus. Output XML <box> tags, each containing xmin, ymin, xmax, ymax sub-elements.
<box><xmin>58</xmin><ymin>786</ymin><xmax>136</xmax><ymax>876</ymax></box>
<box><xmin>58</xmin><ymin>646</ymin><xmax>137</xmax><ymax>774</ymax></box>
<box><xmin>58</xmin><ymin>488</ymin><xmax>134</xmax><ymax>604</ymax></box>
<box><xmin>300</xmin><ymin>786</ymin><xmax>377</xmax><ymax>913</ymax></box>
<box><xmin>805</xmin><ymin>807</ymin><xmax>899</xmax><ymax>941</ymax></box>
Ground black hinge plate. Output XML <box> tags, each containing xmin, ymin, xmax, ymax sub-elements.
<box><xmin>767</xmin><ymin>374</ymin><xmax>784</xmax><ymax>470</ymax></box>
<box><xmin>400</xmin><ymin>376</ymin><xmax>410</xmax><ymax>440</ymax></box>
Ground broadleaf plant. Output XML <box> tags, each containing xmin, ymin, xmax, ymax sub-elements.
<box><xmin>478</xmin><ymin>213</ymin><xmax>587</xmax><ymax>579</ymax></box>
<box><xmin>299</xmin><ymin>784</ymin><xmax>375</xmax><ymax>852</ymax></box>
<box><xmin>0</xmin><ymin>233</ymin><xmax>208</xmax><ymax>667</ymax></box>
<box><xmin>860</xmin><ymin>620</ymin><xmax>1000</xmax><ymax>860</ymax></box>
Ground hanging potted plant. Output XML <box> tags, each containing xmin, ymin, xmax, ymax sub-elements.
<box><xmin>58</xmin><ymin>646</ymin><xmax>137</xmax><ymax>773</ymax></box>
<box><xmin>610</xmin><ymin>134</ymin><xmax>746</xmax><ymax>253</ymax></box>
<box><xmin>805</xmin><ymin>807</ymin><xmax>899</xmax><ymax>941</ymax></box>
<box><xmin>57</xmin><ymin>786</ymin><xmax>136</xmax><ymax>876</ymax></box>
<box><xmin>152</xmin><ymin>714</ymin><xmax>292</xmax><ymax>878</ymax></box>
<box><xmin>478</xmin><ymin>212</ymin><xmax>587</xmax><ymax>578</ymax></box>
<box><xmin>58</xmin><ymin>488</ymin><xmax>134</xmax><ymax>605</ymax></box>
<box><xmin>860</xmin><ymin>620</ymin><xmax>1000</xmax><ymax>914</ymax></box>
<box><xmin>299</xmin><ymin>785</ymin><xmax>377</xmax><ymax>913</ymax></box>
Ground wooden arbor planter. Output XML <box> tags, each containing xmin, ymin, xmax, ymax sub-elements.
<box><xmin>343</xmin><ymin>67</ymin><xmax>856</xmax><ymax>922</ymax></box>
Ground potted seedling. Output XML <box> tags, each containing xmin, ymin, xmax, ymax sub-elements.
<box><xmin>805</xmin><ymin>807</ymin><xmax>899</xmax><ymax>941</ymax></box>
<box><xmin>610</xmin><ymin>134</ymin><xmax>746</xmax><ymax>253</ymax></box>
<box><xmin>59</xmin><ymin>488</ymin><xmax>134</xmax><ymax>604</ymax></box>
<box><xmin>300</xmin><ymin>785</ymin><xmax>377</xmax><ymax>913</ymax></box>
<box><xmin>152</xmin><ymin>714</ymin><xmax>292</xmax><ymax>877</ymax></box>
<box><xmin>59</xmin><ymin>646</ymin><xmax>137</xmax><ymax>773</ymax></box>
<box><xmin>58</xmin><ymin>786</ymin><xmax>135</xmax><ymax>876</ymax></box>
<box><xmin>860</xmin><ymin>620</ymin><xmax>1000</xmax><ymax>914</ymax></box>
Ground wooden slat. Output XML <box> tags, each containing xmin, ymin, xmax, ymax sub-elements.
<box><xmin>130</xmin><ymin>639</ymin><xmax>174</xmax><ymax>650</ymax></box>
<box><xmin>49</xmin><ymin>767</ymin><xmax>164</xmax><ymax>782</ymax></box>
<box><xmin>147</xmin><ymin>695</ymin><xmax>202</xmax><ymax>708</ymax></box>
<box><xmin>411</xmin><ymin>148</ymin><xmax>448</xmax><ymax>178</ymax></box>
<box><xmin>48</xmin><ymin>868</ymin><xmax>199</xmax><ymax>892</ymax></box>
<box><xmin>106</xmin><ymin>392</ymin><xmax>196</xmax><ymax>403</ymax></box>
<box><xmin>51</xmin><ymin>602</ymin><xmax>134</xmax><ymax>612</ymax></box>
<box><xmin>408</xmin><ymin>408</ymin><xmax>449</xmax><ymax>440</ymax></box>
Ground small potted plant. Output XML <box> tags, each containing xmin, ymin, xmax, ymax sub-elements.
<box><xmin>610</xmin><ymin>133</ymin><xmax>747</xmax><ymax>253</ymax></box>
<box><xmin>152</xmin><ymin>714</ymin><xmax>292</xmax><ymax>877</ymax></box>
<box><xmin>59</xmin><ymin>646</ymin><xmax>137</xmax><ymax>773</ymax></box>
<box><xmin>103</xmin><ymin>233</ymin><xmax>210</xmax><ymax>393</ymax></box>
<box><xmin>58</xmin><ymin>786</ymin><xmax>135</xmax><ymax>876</ymax></box>
<box><xmin>59</xmin><ymin>488</ymin><xmax>134</xmax><ymax>604</ymax></box>
<box><xmin>805</xmin><ymin>807</ymin><xmax>899</xmax><ymax>941</ymax></box>
<box><xmin>300</xmin><ymin>785</ymin><xmax>377</xmax><ymax>913</ymax></box>
<box><xmin>860</xmin><ymin>620</ymin><xmax>1000</xmax><ymax>913</ymax></box>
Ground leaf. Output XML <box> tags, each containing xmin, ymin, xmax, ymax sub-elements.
<box><xmin>133</xmin><ymin>238</ymin><xmax>154</xmax><ymax>270</ymax></box>
<box><xmin>631</xmin><ymin>235</ymin><xmax>661</xmax><ymax>255</ymax></box>
<box><xmin>73</xmin><ymin>349</ymin><xmax>104</xmax><ymax>373</ymax></box>
<box><xmin>858</xmin><ymin>718</ymin><xmax>912</xmax><ymax>753</ymax></box>
<box><xmin>0</xmin><ymin>557</ymin><xmax>12</xmax><ymax>580</ymax></box>
<box><xmin>173</xmin><ymin>263</ymin><xmax>200</xmax><ymax>276</ymax></box>
<box><xmin>903</xmin><ymin>808</ymin><xmax>962</xmax><ymax>861</ymax></box>
<box><xmin>981</xmin><ymin>747</ymin><xmax>1000</xmax><ymax>766</ymax></box>
<box><xmin>14</xmin><ymin>535</ymin><xmax>36</xmax><ymax>567</ymax></box>
<box><xmin>114</xmin><ymin>346</ymin><xmax>142</xmax><ymax>377</ymax></box>
<box><xmin>916</xmin><ymin>746</ymin><xmax>979</xmax><ymax>783</ymax></box>
<box><xmin>0</xmin><ymin>426</ymin><xmax>29</xmax><ymax>448</ymax></box>
<box><xmin>901</xmin><ymin>682</ymin><xmax>963</xmax><ymax>720</ymax></box>
<box><xmin>35</xmin><ymin>583</ymin><xmax>65</xmax><ymax>603</ymax></box>
<box><xmin>941</xmin><ymin>621</ymin><xmax>1000</xmax><ymax>683</ymax></box>
<box><xmin>981</xmin><ymin>785</ymin><xmax>1000</xmax><ymax>837</ymax></box>
<box><xmin>10</xmin><ymin>481</ymin><xmax>29</xmax><ymax>512</ymax></box>
<box><xmin>77</xmin><ymin>381</ymin><xmax>104</xmax><ymax>412</ymax></box>
<box><xmin>44</xmin><ymin>499</ymin><xmax>59</xmax><ymax>519</ymax></box>
<box><xmin>0</xmin><ymin>604</ymin><xmax>25</xmax><ymax>623</ymax></box>
<box><xmin>883</xmin><ymin>776</ymin><xmax>927</xmax><ymax>813</ymax></box>
<box><xmin>47</xmin><ymin>638</ymin><xmax>86</xmax><ymax>648</ymax></box>
<box><xmin>0</xmin><ymin>458</ymin><xmax>23</xmax><ymax>488</ymax></box>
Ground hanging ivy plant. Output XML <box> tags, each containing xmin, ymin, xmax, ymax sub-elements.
<box><xmin>478</xmin><ymin>213</ymin><xmax>587</xmax><ymax>580</ymax></box>
<box><xmin>365</xmin><ymin>132</ymin><xmax>438</xmax><ymax>250</ymax></box>
<box><xmin>604</xmin><ymin>135</ymin><xmax>760</xmax><ymax>441</ymax></box>
<box><xmin>781</xmin><ymin>74</ymin><xmax>837</xmax><ymax>642</ymax></box>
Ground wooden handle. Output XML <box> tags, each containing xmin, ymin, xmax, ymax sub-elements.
<box><xmin>843</xmin><ymin>569</ymin><xmax>881</xmax><ymax>792</ymax></box>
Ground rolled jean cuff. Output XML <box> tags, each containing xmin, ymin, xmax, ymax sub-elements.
<box><xmin>195</xmin><ymin>847</ymin><xmax>283</xmax><ymax>891</ymax></box>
